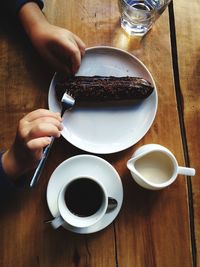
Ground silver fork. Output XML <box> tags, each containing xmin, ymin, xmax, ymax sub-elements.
<box><xmin>30</xmin><ymin>92</ymin><xmax>75</xmax><ymax>188</ymax></box>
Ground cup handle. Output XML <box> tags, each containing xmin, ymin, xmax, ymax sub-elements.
<box><xmin>106</xmin><ymin>197</ymin><xmax>118</xmax><ymax>213</ymax></box>
<box><xmin>178</xmin><ymin>166</ymin><xmax>196</xmax><ymax>177</ymax></box>
<box><xmin>51</xmin><ymin>216</ymin><xmax>65</xmax><ymax>229</ymax></box>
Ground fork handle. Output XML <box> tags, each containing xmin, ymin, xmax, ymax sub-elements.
<box><xmin>29</xmin><ymin>137</ymin><xmax>55</xmax><ymax>188</ymax></box>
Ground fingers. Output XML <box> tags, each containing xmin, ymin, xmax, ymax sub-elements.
<box><xmin>69</xmin><ymin>45</ymin><xmax>82</xmax><ymax>74</ymax></box>
<box><xmin>27</xmin><ymin>137</ymin><xmax>52</xmax><ymax>151</ymax></box>
<box><xmin>18</xmin><ymin>109</ymin><xmax>63</xmax><ymax>145</ymax></box>
<box><xmin>32</xmin><ymin>116</ymin><xmax>63</xmax><ymax>131</ymax></box>
<box><xmin>59</xmin><ymin>38</ymin><xmax>82</xmax><ymax>74</ymax></box>
<box><xmin>51</xmin><ymin>30</ymin><xmax>86</xmax><ymax>74</ymax></box>
<box><xmin>23</xmin><ymin>109</ymin><xmax>62</xmax><ymax>122</ymax></box>
<box><xmin>45</xmin><ymin>49</ymin><xmax>72</xmax><ymax>74</ymax></box>
<box><xmin>73</xmin><ymin>34</ymin><xmax>86</xmax><ymax>57</ymax></box>
<box><xmin>48</xmin><ymin>42</ymin><xmax>81</xmax><ymax>75</ymax></box>
<box><xmin>28</xmin><ymin>121</ymin><xmax>62</xmax><ymax>139</ymax></box>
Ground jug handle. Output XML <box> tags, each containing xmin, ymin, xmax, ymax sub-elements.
<box><xmin>178</xmin><ymin>166</ymin><xmax>196</xmax><ymax>176</ymax></box>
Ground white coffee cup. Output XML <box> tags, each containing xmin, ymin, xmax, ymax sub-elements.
<box><xmin>127</xmin><ymin>144</ymin><xmax>196</xmax><ymax>190</ymax></box>
<box><xmin>51</xmin><ymin>176</ymin><xmax>118</xmax><ymax>229</ymax></box>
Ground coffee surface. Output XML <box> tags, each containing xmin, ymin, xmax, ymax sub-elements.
<box><xmin>65</xmin><ymin>178</ymin><xmax>103</xmax><ymax>217</ymax></box>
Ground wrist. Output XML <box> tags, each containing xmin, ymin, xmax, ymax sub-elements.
<box><xmin>2</xmin><ymin>150</ymin><xmax>25</xmax><ymax>181</ymax></box>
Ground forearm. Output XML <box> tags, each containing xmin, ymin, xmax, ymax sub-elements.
<box><xmin>18</xmin><ymin>2</ymin><xmax>48</xmax><ymax>40</ymax></box>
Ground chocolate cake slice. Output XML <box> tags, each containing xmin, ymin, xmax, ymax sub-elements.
<box><xmin>55</xmin><ymin>76</ymin><xmax>154</xmax><ymax>104</ymax></box>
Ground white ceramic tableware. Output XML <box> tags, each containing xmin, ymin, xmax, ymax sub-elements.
<box><xmin>46</xmin><ymin>154</ymin><xmax>123</xmax><ymax>234</ymax></box>
<box><xmin>51</xmin><ymin>176</ymin><xmax>117</xmax><ymax>229</ymax></box>
<box><xmin>127</xmin><ymin>144</ymin><xmax>196</xmax><ymax>190</ymax></box>
<box><xmin>48</xmin><ymin>46</ymin><xmax>158</xmax><ymax>154</ymax></box>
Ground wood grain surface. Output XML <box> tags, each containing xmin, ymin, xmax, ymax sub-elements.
<box><xmin>173</xmin><ymin>0</ymin><xmax>200</xmax><ymax>266</ymax></box>
<box><xmin>0</xmin><ymin>0</ymin><xmax>196</xmax><ymax>266</ymax></box>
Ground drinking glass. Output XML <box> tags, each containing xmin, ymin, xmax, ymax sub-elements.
<box><xmin>118</xmin><ymin>0</ymin><xmax>172</xmax><ymax>36</ymax></box>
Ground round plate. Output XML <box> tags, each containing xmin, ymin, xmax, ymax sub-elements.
<box><xmin>46</xmin><ymin>154</ymin><xmax>123</xmax><ymax>234</ymax></box>
<box><xmin>48</xmin><ymin>46</ymin><xmax>158</xmax><ymax>154</ymax></box>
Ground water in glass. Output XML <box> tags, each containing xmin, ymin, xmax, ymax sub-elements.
<box><xmin>118</xmin><ymin>0</ymin><xmax>171</xmax><ymax>36</ymax></box>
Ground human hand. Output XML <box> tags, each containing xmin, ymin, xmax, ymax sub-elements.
<box><xmin>30</xmin><ymin>23</ymin><xmax>86</xmax><ymax>74</ymax></box>
<box><xmin>19</xmin><ymin>2</ymin><xmax>86</xmax><ymax>74</ymax></box>
<box><xmin>2</xmin><ymin>109</ymin><xmax>63</xmax><ymax>179</ymax></box>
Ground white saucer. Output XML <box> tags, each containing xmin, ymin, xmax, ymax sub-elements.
<box><xmin>46</xmin><ymin>154</ymin><xmax>123</xmax><ymax>234</ymax></box>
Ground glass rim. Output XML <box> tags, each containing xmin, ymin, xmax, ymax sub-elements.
<box><xmin>120</xmin><ymin>0</ymin><xmax>171</xmax><ymax>14</ymax></box>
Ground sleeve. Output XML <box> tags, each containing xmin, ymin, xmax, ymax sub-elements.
<box><xmin>2</xmin><ymin>0</ymin><xmax>44</xmax><ymax>16</ymax></box>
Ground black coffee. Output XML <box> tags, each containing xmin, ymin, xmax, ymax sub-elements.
<box><xmin>64</xmin><ymin>178</ymin><xmax>103</xmax><ymax>217</ymax></box>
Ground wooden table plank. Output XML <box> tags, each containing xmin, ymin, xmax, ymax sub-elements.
<box><xmin>0</xmin><ymin>1</ymin><xmax>194</xmax><ymax>266</ymax></box>
<box><xmin>111</xmin><ymin>7</ymin><xmax>193</xmax><ymax>266</ymax></box>
<box><xmin>173</xmin><ymin>0</ymin><xmax>200</xmax><ymax>266</ymax></box>
<box><xmin>0</xmin><ymin>1</ymin><xmax>118</xmax><ymax>266</ymax></box>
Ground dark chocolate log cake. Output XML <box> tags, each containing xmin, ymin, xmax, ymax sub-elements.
<box><xmin>55</xmin><ymin>76</ymin><xmax>154</xmax><ymax>103</ymax></box>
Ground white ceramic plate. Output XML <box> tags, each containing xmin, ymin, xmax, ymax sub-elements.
<box><xmin>48</xmin><ymin>46</ymin><xmax>158</xmax><ymax>154</ymax></box>
<box><xmin>46</xmin><ymin>154</ymin><xmax>123</xmax><ymax>234</ymax></box>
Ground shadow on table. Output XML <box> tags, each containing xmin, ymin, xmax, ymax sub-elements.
<box><xmin>0</xmin><ymin>12</ymin><xmax>54</xmax><ymax>93</ymax></box>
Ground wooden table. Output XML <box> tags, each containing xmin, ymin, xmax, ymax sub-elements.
<box><xmin>0</xmin><ymin>0</ymin><xmax>199</xmax><ymax>266</ymax></box>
